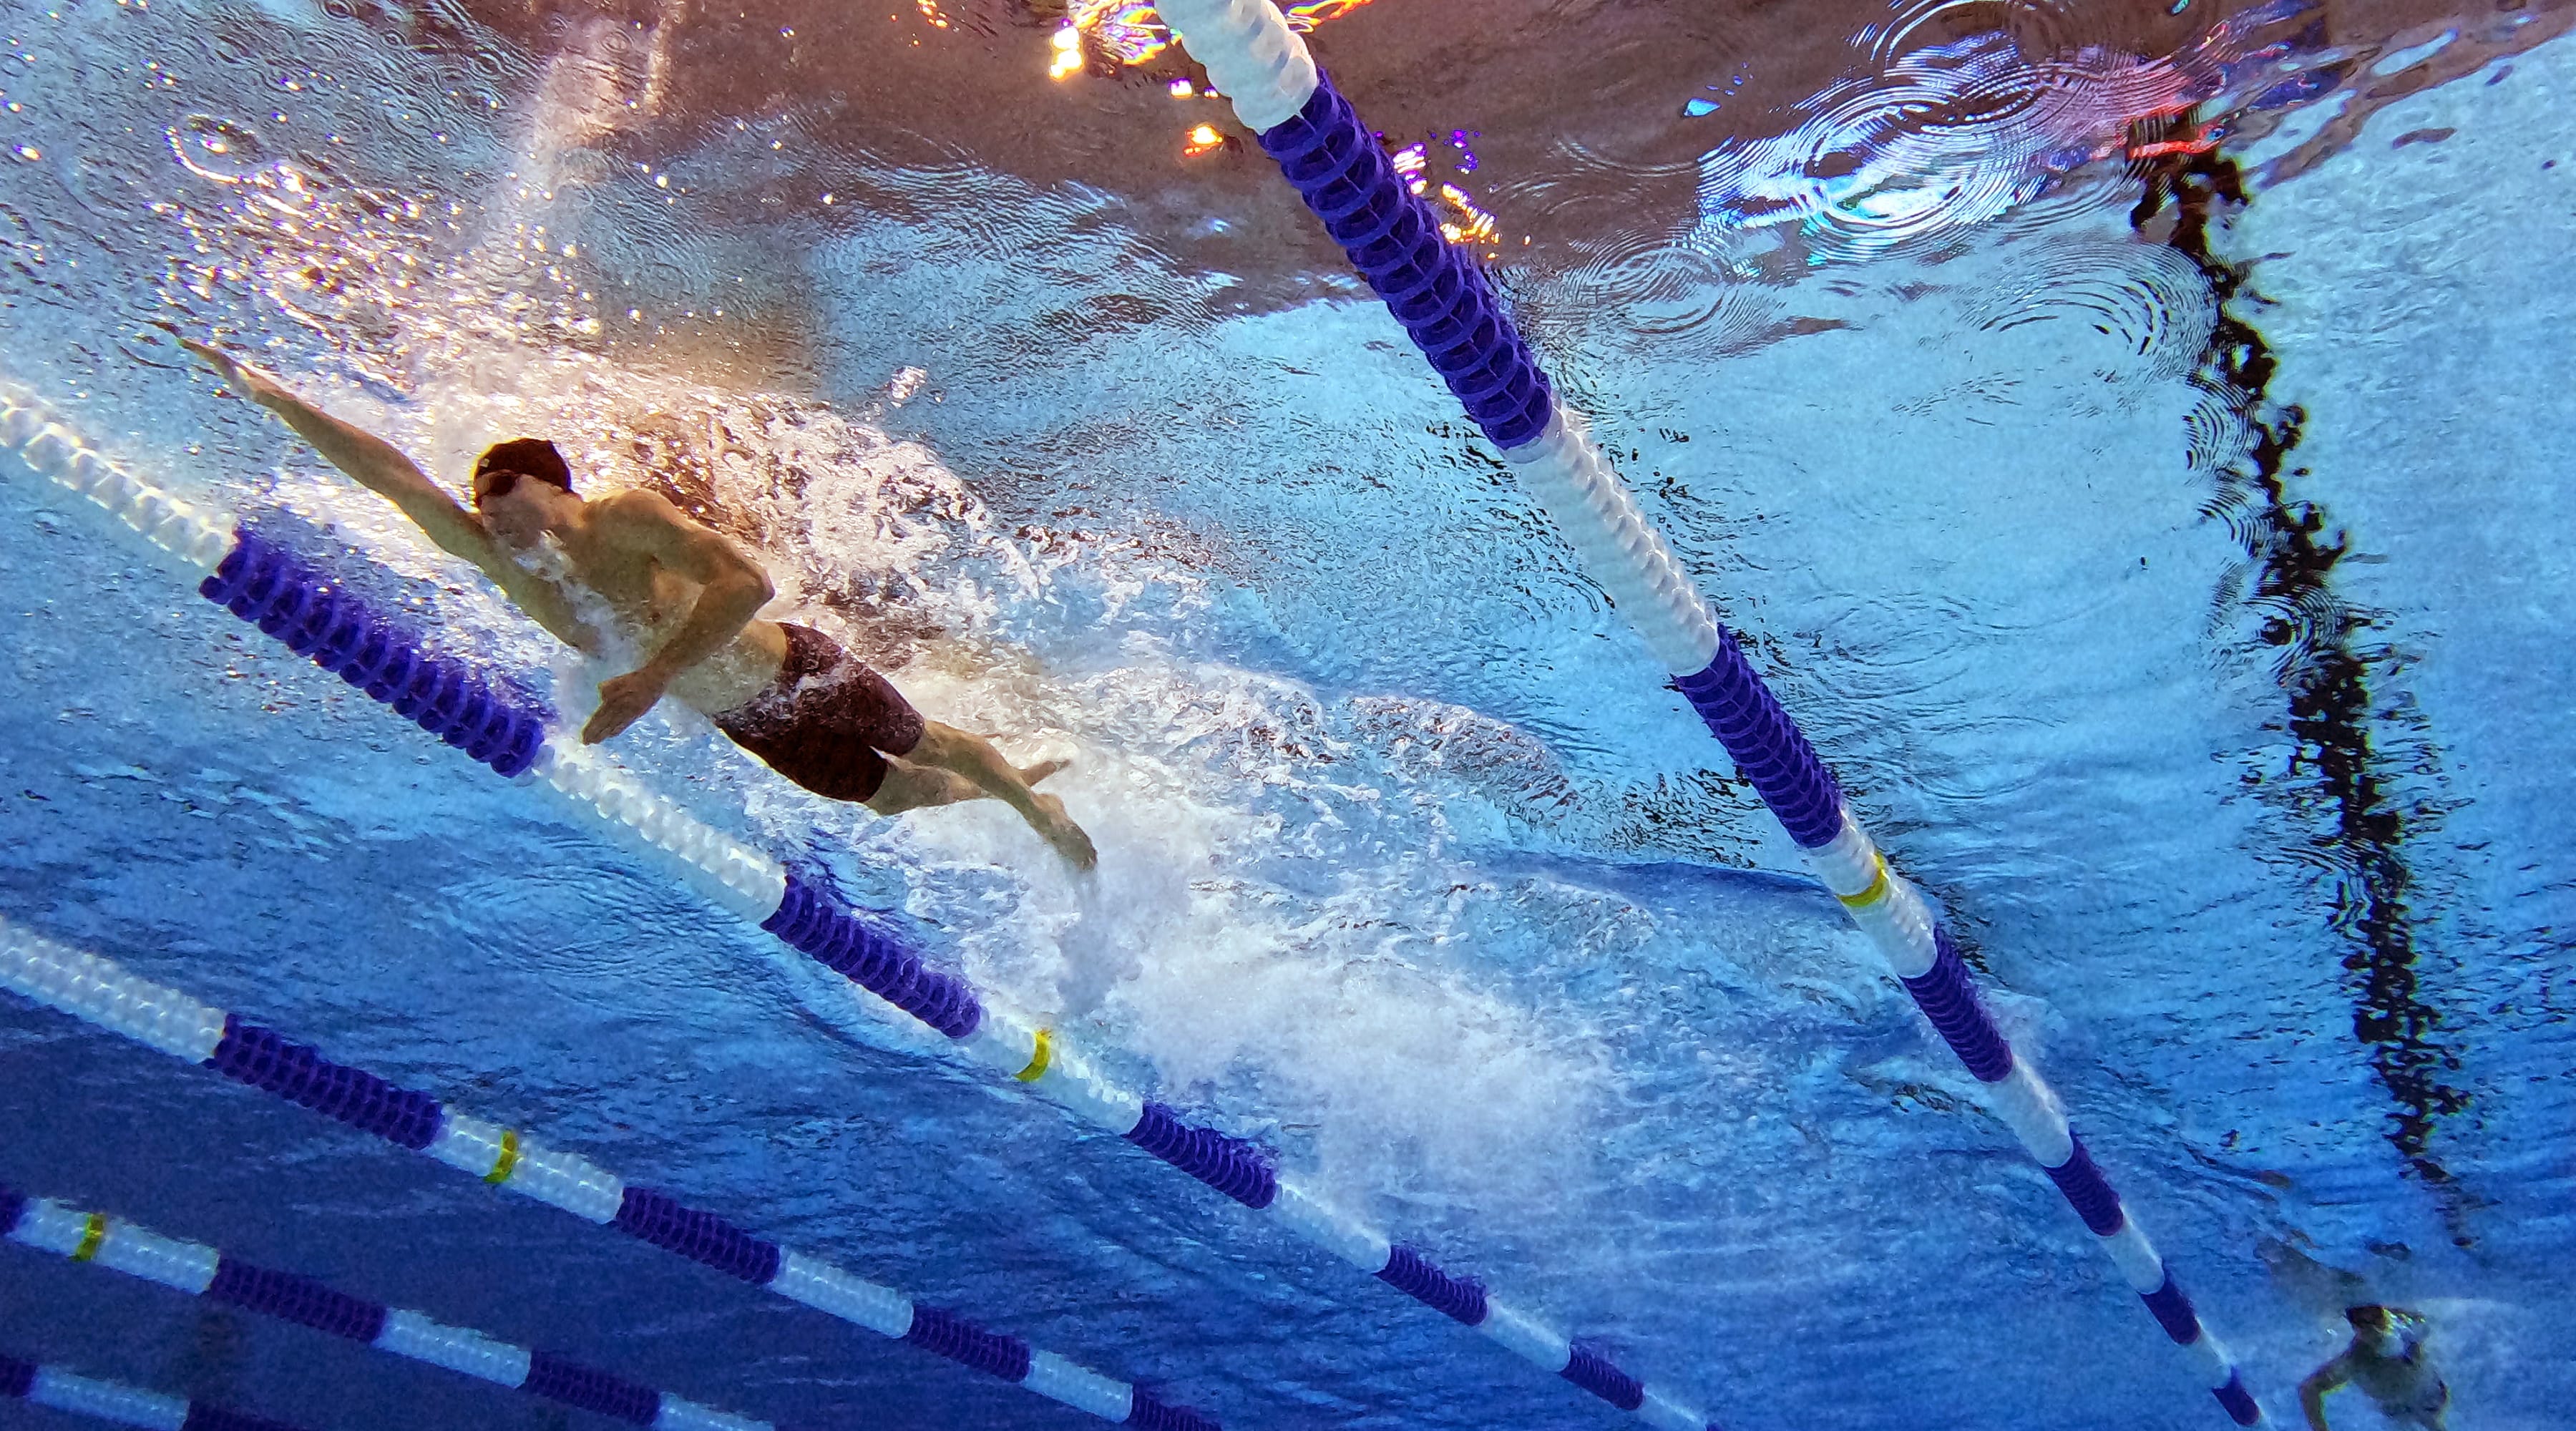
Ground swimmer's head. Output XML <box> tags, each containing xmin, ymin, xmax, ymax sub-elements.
<box><xmin>2345</xmin><ymin>1304</ymin><xmax>2409</xmax><ymax>1356</ymax></box>
<box><xmin>472</xmin><ymin>438</ymin><xmax>579</xmax><ymax>546</ymax></box>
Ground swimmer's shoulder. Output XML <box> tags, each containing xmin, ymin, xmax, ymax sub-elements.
<box><xmin>588</xmin><ymin>487</ymin><xmax>688</xmax><ymax>534</ymax></box>
<box><xmin>588</xmin><ymin>487</ymin><xmax>759</xmax><ymax>571</ymax></box>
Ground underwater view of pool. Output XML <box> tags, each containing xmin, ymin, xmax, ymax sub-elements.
<box><xmin>1</xmin><ymin>1</ymin><xmax>2570</xmax><ymax>1428</ymax></box>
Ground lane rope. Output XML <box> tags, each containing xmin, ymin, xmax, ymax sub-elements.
<box><xmin>1146</xmin><ymin>1</ymin><xmax>2263</xmax><ymax>1423</ymax></box>
<box><xmin>0</xmin><ymin>1349</ymin><xmax>311</xmax><ymax>1431</ymax></box>
<box><xmin>3</xmin><ymin>1183</ymin><xmax>780</xmax><ymax>1431</ymax></box>
<box><xmin>0</xmin><ymin>915</ymin><xmax>1203</xmax><ymax>1431</ymax></box>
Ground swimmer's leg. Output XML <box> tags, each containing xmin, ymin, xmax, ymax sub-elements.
<box><xmin>867</xmin><ymin>752</ymin><xmax>1066</xmax><ymax>815</ymax></box>
<box><xmin>866</xmin><ymin>759</ymin><xmax>977</xmax><ymax>815</ymax></box>
<box><xmin>898</xmin><ymin>721</ymin><xmax>1096</xmax><ymax>869</ymax></box>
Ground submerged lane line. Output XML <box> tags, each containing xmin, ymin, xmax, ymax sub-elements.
<box><xmin>1</xmin><ymin>380</ymin><xmax>1702</xmax><ymax>1430</ymax></box>
<box><xmin>4</xmin><ymin>1184</ymin><xmax>775</xmax><ymax>1431</ymax></box>
<box><xmin>0</xmin><ymin>915</ymin><xmax>1191</xmax><ymax>1430</ymax></box>
<box><xmin>1149</xmin><ymin>0</ymin><xmax>2261</xmax><ymax>1422</ymax></box>
<box><xmin>0</xmin><ymin>1348</ymin><xmax>315</xmax><ymax>1431</ymax></box>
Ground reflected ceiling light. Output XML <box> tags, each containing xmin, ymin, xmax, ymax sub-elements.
<box><xmin>1282</xmin><ymin>0</ymin><xmax>1379</xmax><ymax>27</ymax></box>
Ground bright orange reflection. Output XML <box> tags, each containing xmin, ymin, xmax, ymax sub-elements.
<box><xmin>1392</xmin><ymin>142</ymin><xmax>1430</xmax><ymax>189</ymax></box>
<box><xmin>1281</xmin><ymin>0</ymin><xmax>1380</xmax><ymax>29</ymax></box>
<box><xmin>1070</xmin><ymin>0</ymin><xmax>1174</xmax><ymax>65</ymax></box>
<box><xmin>1045</xmin><ymin>0</ymin><xmax>1382</xmax><ymax>82</ymax></box>
<box><xmin>1388</xmin><ymin>142</ymin><xmax>1500</xmax><ymax>248</ymax></box>
<box><xmin>1436</xmin><ymin>183</ymin><xmax>1498</xmax><ymax>245</ymax></box>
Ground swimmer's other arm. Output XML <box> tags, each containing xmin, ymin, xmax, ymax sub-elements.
<box><xmin>177</xmin><ymin>337</ymin><xmax>599</xmax><ymax>651</ymax></box>
<box><xmin>577</xmin><ymin>489</ymin><xmax>773</xmax><ymax>744</ymax></box>
<box><xmin>2299</xmin><ymin>1354</ymin><xmax>2351</xmax><ymax>1431</ymax></box>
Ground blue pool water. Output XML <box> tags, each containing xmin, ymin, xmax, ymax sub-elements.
<box><xmin>1</xmin><ymin>1</ymin><xmax>2571</xmax><ymax>1428</ymax></box>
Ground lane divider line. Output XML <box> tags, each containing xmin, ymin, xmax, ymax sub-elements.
<box><xmin>1</xmin><ymin>1347</ymin><xmax>312</xmax><ymax>1431</ymax></box>
<box><xmin>0</xmin><ymin>916</ymin><xmax>1201</xmax><ymax>1431</ymax></box>
<box><xmin>1147</xmin><ymin>1</ymin><xmax>2260</xmax><ymax>1422</ymax></box>
<box><xmin>3</xmin><ymin>1185</ymin><xmax>777</xmax><ymax>1431</ymax></box>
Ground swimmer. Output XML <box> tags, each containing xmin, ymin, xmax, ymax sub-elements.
<box><xmin>2299</xmin><ymin>1304</ymin><xmax>2449</xmax><ymax>1431</ymax></box>
<box><xmin>178</xmin><ymin>337</ymin><xmax>1096</xmax><ymax>870</ymax></box>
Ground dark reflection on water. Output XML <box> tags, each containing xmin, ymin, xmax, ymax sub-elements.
<box><xmin>2133</xmin><ymin>112</ymin><xmax>2474</xmax><ymax>1239</ymax></box>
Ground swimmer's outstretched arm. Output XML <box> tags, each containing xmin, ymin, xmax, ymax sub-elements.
<box><xmin>177</xmin><ymin>336</ymin><xmax>598</xmax><ymax>651</ymax></box>
<box><xmin>2299</xmin><ymin>1353</ymin><xmax>2352</xmax><ymax>1431</ymax></box>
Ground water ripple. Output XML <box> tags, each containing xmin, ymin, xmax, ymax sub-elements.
<box><xmin>1540</xmin><ymin>223</ymin><xmax>1787</xmax><ymax>352</ymax></box>
<box><xmin>1693</xmin><ymin>3</ymin><xmax>2252</xmax><ymax>267</ymax></box>
<box><xmin>1966</xmin><ymin>237</ymin><xmax>2214</xmax><ymax>387</ymax></box>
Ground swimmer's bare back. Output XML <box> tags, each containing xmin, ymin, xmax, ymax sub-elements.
<box><xmin>177</xmin><ymin>335</ymin><xmax>1096</xmax><ymax>871</ymax></box>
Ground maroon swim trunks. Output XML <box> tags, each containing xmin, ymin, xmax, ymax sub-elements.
<box><xmin>713</xmin><ymin>622</ymin><xmax>924</xmax><ymax>803</ymax></box>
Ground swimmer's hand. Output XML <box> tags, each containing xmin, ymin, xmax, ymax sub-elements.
<box><xmin>175</xmin><ymin>333</ymin><xmax>296</xmax><ymax>412</ymax></box>
<box><xmin>583</xmin><ymin>668</ymin><xmax>670</xmax><ymax>744</ymax></box>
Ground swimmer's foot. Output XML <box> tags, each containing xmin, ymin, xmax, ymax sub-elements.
<box><xmin>1030</xmin><ymin>791</ymin><xmax>1097</xmax><ymax>871</ymax></box>
<box><xmin>1018</xmin><ymin>757</ymin><xmax>1070</xmax><ymax>787</ymax></box>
